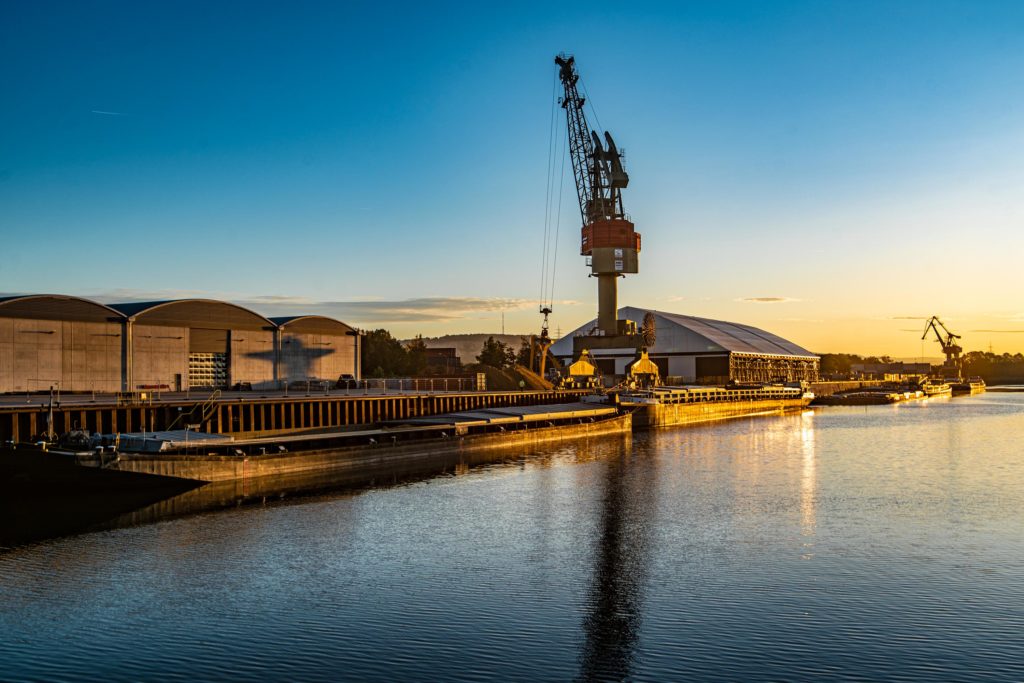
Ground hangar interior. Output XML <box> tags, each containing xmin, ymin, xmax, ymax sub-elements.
<box><xmin>550</xmin><ymin>306</ymin><xmax>819</xmax><ymax>384</ymax></box>
<box><xmin>0</xmin><ymin>295</ymin><xmax>360</xmax><ymax>393</ymax></box>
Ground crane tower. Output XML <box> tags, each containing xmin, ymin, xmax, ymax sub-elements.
<box><xmin>555</xmin><ymin>54</ymin><xmax>641</xmax><ymax>338</ymax></box>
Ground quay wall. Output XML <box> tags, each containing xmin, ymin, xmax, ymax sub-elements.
<box><xmin>113</xmin><ymin>413</ymin><xmax>632</xmax><ymax>482</ymax></box>
<box><xmin>0</xmin><ymin>390</ymin><xmax>586</xmax><ymax>443</ymax></box>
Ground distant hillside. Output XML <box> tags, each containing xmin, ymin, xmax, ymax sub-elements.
<box><xmin>407</xmin><ymin>334</ymin><xmax>525</xmax><ymax>364</ymax></box>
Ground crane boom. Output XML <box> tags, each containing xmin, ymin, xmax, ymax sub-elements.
<box><xmin>555</xmin><ymin>55</ymin><xmax>629</xmax><ymax>225</ymax></box>
<box><xmin>555</xmin><ymin>54</ymin><xmax>595</xmax><ymax>225</ymax></box>
<box><xmin>554</xmin><ymin>54</ymin><xmax>640</xmax><ymax>337</ymax></box>
<box><xmin>921</xmin><ymin>315</ymin><xmax>963</xmax><ymax>370</ymax></box>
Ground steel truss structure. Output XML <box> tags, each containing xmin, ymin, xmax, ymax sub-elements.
<box><xmin>729</xmin><ymin>353</ymin><xmax>819</xmax><ymax>384</ymax></box>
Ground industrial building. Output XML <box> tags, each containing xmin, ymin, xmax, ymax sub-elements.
<box><xmin>0</xmin><ymin>294</ymin><xmax>360</xmax><ymax>393</ymax></box>
<box><xmin>550</xmin><ymin>307</ymin><xmax>819</xmax><ymax>384</ymax></box>
<box><xmin>424</xmin><ymin>347</ymin><xmax>462</xmax><ymax>374</ymax></box>
<box><xmin>850</xmin><ymin>361</ymin><xmax>931</xmax><ymax>380</ymax></box>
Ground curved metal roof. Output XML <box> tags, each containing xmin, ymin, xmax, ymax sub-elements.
<box><xmin>636</xmin><ymin>308</ymin><xmax>816</xmax><ymax>357</ymax></box>
<box><xmin>0</xmin><ymin>294</ymin><xmax>125</xmax><ymax>322</ymax></box>
<box><xmin>0</xmin><ymin>295</ymin><xmax>357</xmax><ymax>333</ymax></box>
<box><xmin>110</xmin><ymin>299</ymin><xmax>274</xmax><ymax>330</ymax></box>
<box><xmin>270</xmin><ymin>315</ymin><xmax>356</xmax><ymax>335</ymax></box>
<box><xmin>551</xmin><ymin>307</ymin><xmax>817</xmax><ymax>358</ymax></box>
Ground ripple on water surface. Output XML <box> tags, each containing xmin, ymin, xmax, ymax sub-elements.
<box><xmin>2</xmin><ymin>394</ymin><xmax>1024</xmax><ymax>681</ymax></box>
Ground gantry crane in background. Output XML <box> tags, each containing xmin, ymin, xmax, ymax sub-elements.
<box><xmin>555</xmin><ymin>53</ymin><xmax>641</xmax><ymax>339</ymax></box>
<box><xmin>921</xmin><ymin>316</ymin><xmax>963</xmax><ymax>374</ymax></box>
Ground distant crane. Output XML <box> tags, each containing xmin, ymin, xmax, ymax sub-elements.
<box><xmin>921</xmin><ymin>316</ymin><xmax>963</xmax><ymax>372</ymax></box>
<box><xmin>555</xmin><ymin>53</ymin><xmax>640</xmax><ymax>338</ymax></box>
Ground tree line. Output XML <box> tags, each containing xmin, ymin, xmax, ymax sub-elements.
<box><xmin>361</xmin><ymin>330</ymin><xmax>527</xmax><ymax>378</ymax></box>
<box><xmin>819</xmin><ymin>351</ymin><xmax>1024</xmax><ymax>382</ymax></box>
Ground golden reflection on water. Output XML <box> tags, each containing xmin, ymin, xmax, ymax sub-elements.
<box><xmin>800</xmin><ymin>410</ymin><xmax>817</xmax><ymax>558</ymax></box>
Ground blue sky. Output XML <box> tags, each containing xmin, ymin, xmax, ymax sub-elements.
<box><xmin>2</xmin><ymin>1</ymin><xmax>1023</xmax><ymax>354</ymax></box>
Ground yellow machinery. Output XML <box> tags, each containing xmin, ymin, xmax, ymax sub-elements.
<box><xmin>562</xmin><ymin>349</ymin><xmax>600</xmax><ymax>389</ymax></box>
<box><xmin>626</xmin><ymin>351</ymin><xmax>660</xmax><ymax>389</ymax></box>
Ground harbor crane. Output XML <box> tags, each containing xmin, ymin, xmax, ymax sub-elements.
<box><xmin>555</xmin><ymin>54</ymin><xmax>640</xmax><ymax>338</ymax></box>
<box><xmin>921</xmin><ymin>316</ymin><xmax>963</xmax><ymax>371</ymax></box>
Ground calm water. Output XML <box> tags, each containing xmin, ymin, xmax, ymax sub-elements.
<box><xmin>2</xmin><ymin>394</ymin><xmax>1023</xmax><ymax>681</ymax></box>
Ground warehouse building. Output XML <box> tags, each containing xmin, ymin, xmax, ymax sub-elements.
<box><xmin>0</xmin><ymin>295</ymin><xmax>125</xmax><ymax>393</ymax></box>
<box><xmin>0</xmin><ymin>294</ymin><xmax>360</xmax><ymax>393</ymax></box>
<box><xmin>550</xmin><ymin>306</ymin><xmax>819</xmax><ymax>384</ymax></box>
<box><xmin>272</xmin><ymin>315</ymin><xmax>360</xmax><ymax>387</ymax></box>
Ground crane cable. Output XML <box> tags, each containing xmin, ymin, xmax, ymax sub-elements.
<box><xmin>540</xmin><ymin>68</ymin><xmax>569</xmax><ymax>314</ymax></box>
<box><xmin>547</xmin><ymin>126</ymin><xmax>567</xmax><ymax>311</ymax></box>
<box><xmin>579</xmin><ymin>76</ymin><xmax>604</xmax><ymax>146</ymax></box>
<box><xmin>539</xmin><ymin>69</ymin><xmax>559</xmax><ymax>310</ymax></box>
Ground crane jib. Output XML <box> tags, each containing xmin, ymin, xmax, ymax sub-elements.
<box><xmin>555</xmin><ymin>52</ymin><xmax>641</xmax><ymax>338</ymax></box>
<box><xmin>554</xmin><ymin>54</ymin><xmax>640</xmax><ymax>256</ymax></box>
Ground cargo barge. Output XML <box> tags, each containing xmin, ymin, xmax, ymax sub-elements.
<box><xmin>950</xmin><ymin>378</ymin><xmax>986</xmax><ymax>395</ymax></box>
<box><xmin>1</xmin><ymin>383</ymin><xmax>817</xmax><ymax>487</ymax></box>
<box><xmin>811</xmin><ymin>377</ymin><xmax>985</xmax><ymax>406</ymax></box>
<box><xmin>615</xmin><ymin>384</ymin><xmax>814</xmax><ymax>429</ymax></box>
<box><xmin>1</xmin><ymin>403</ymin><xmax>630</xmax><ymax>485</ymax></box>
<box><xmin>814</xmin><ymin>390</ymin><xmax>920</xmax><ymax>406</ymax></box>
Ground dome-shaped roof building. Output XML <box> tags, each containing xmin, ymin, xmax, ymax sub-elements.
<box><xmin>550</xmin><ymin>307</ymin><xmax>818</xmax><ymax>384</ymax></box>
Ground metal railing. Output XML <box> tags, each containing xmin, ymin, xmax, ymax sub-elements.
<box><xmin>328</xmin><ymin>377</ymin><xmax>477</xmax><ymax>394</ymax></box>
<box><xmin>0</xmin><ymin>376</ymin><xmax>493</xmax><ymax>406</ymax></box>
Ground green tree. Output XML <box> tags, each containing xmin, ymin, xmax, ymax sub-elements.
<box><xmin>405</xmin><ymin>335</ymin><xmax>428</xmax><ymax>376</ymax></box>
<box><xmin>477</xmin><ymin>336</ymin><xmax>515</xmax><ymax>369</ymax></box>
<box><xmin>361</xmin><ymin>329</ymin><xmax>410</xmax><ymax>377</ymax></box>
<box><xmin>818</xmin><ymin>353</ymin><xmax>863</xmax><ymax>376</ymax></box>
<box><xmin>515</xmin><ymin>337</ymin><xmax>532</xmax><ymax>367</ymax></box>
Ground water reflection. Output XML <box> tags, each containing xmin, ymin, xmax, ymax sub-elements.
<box><xmin>800</xmin><ymin>410</ymin><xmax>817</xmax><ymax>557</ymax></box>
<box><xmin>578</xmin><ymin>440</ymin><xmax>658</xmax><ymax>681</ymax></box>
<box><xmin>1</xmin><ymin>434</ymin><xmax>637</xmax><ymax>549</ymax></box>
<box><xmin>3</xmin><ymin>396</ymin><xmax>1024</xmax><ymax>681</ymax></box>
<box><xmin>0</xmin><ymin>472</ymin><xmax>200</xmax><ymax>548</ymax></box>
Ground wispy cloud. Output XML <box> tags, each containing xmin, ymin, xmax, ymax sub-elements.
<box><xmin>244</xmin><ymin>295</ymin><xmax>315</xmax><ymax>305</ymax></box>
<box><xmin>666</xmin><ymin>295</ymin><xmax>686</xmax><ymax>302</ymax></box>
<box><xmin>90</xmin><ymin>288</ymin><xmax>218</xmax><ymax>302</ymax></box>
<box><xmin>240</xmin><ymin>296</ymin><xmax>533</xmax><ymax>324</ymax></box>
<box><xmin>91</xmin><ymin>109</ymin><xmax>128</xmax><ymax>116</ymax></box>
<box><xmin>891</xmin><ymin>315</ymin><xmax>930</xmax><ymax>320</ymax></box>
<box><xmin>737</xmin><ymin>296</ymin><xmax>800</xmax><ymax>304</ymax></box>
<box><xmin>971</xmin><ymin>329</ymin><xmax>1024</xmax><ymax>334</ymax></box>
<box><xmin>990</xmin><ymin>313</ymin><xmax>1024</xmax><ymax>323</ymax></box>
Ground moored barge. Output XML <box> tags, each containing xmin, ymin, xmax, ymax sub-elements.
<box><xmin>1</xmin><ymin>402</ymin><xmax>631</xmax><ymax>485</ymax></box>
<box><xmin>950</xmin><ymin>378</ymin><xmax>986</xmax><ymax>395</ymax></box>
<box><xmin>615</xmin><ymin>384</ymin><xmax>814</xmax><ymax>429</ymax></box>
